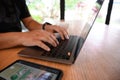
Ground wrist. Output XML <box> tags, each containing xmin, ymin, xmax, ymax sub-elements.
<box><xmin>42</xmin><ymin>22</ymin><xmax>52</xmax><ymax>30</ymax></box>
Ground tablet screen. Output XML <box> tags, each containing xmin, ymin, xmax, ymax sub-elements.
<box><xmin>0</xmin><ymin>62</ymin><xmax>59</xmax><ymax>80</ymax></box>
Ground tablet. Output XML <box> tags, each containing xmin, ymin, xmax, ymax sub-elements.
<box><xmin>0</xmin><ymin>60</ymin><xmax>63</xmax><ymax>80</ymax></box>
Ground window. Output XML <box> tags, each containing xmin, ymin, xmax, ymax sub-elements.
<box><xmin>26</xmin><ymin>0</ymin><xmax>102</xmax><ymax>22</ymax></box>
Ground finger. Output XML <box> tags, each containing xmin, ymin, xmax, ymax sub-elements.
<box><xmin>40</xmin><ymin>34</ymin><xmax>58</xmax><ymax>47</ymax></box>
<box><xmin>47</xmin><ymin>35</ymin><xmax>57</xmax><ymax>47</ymax></box>
<box><xmin>36</xmin><ymin>41</ymin><xmax>50</xmax><ymax>51</ymax></box>
<box><xmin>53</xmin><ymin>25</ymin><xmax>69</xmax><ymax>40</ymax></box>
<box><xmin>50</xmin><ymin>34</ymin><xmax>59</xmax><ymax>45</ymax></box>
<box><xmin>60</xmin><ymin>28</ymin><xmax>69</xmax><ymax>39</ymax></box>
<box><xmin>56</xmin><ymin>28</ymin><xmax>68</xmax><ymax>40</ymax></box>
<box><xmin>53</xmin><ymin>27</ymin><xmax>65</xmax><ymax>40</ymax></box>
<box><xmin>35</xmin><ymin>30</ymin><xmax>58</xmax><ymax>47</ymax></box>
<box><xmin>46</xmin><ymin>32</ymin><xmax>59</xmax><ymax>45</ymax></box>
<box><xmin>47</xmin><ymin>32</ymin><xmax>59</xmax><ymax>45</ymax></box>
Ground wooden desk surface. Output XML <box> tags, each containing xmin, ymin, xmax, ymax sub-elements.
<box><xmin>0</xmin><ymin>22</ymin><xmax>120</xmax><ymax>80</ymax></box>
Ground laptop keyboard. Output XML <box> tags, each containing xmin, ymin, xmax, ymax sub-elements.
<box><xmin>38</xmin><ymin>36</ymin><xmax>79</xmax><ymax>60</ymax></box>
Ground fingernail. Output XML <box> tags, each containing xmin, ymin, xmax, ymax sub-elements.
<box><xmin>54</xmin><ymin>44</ymin><xmax>57</xmax><ymax>47</ymax></box>
<box><xmin>57</xmin><ymin>40</ymin><xmax>59</xmax><ymax>44</ymax></box>
<box><xmin>47</xmin><ymin>48</ymin><xmax>50</xmax><ymax>51</ymax></box>
<box><xmin>62</xmin><ymin>37</ymin><xmax>65</xmax><ymax>40</ymax></box>
<box><xmin>66</xmin><ymin>35</ymin><xmax>69</xmax><ymax>39</ymax></box>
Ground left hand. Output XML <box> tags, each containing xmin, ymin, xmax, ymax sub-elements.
<box><xmin>44</xmin><ymin>25</ymin><xmax>69</xmax><ymax>40</ymax></box>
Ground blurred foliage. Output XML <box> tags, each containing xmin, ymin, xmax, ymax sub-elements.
<box><xmin>65</xmin><ymin>0</ymin><xmax>81</xmax><ymax>10</ymax></box>
<box><xmin>26</xmin><ymin>0</ymin><xmax>82</xmax><ymax>22</ymax></box>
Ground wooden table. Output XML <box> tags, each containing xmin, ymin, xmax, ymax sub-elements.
<box><xmin>0</xmin><ymin>20</ymin><xmax>120</xmax><ymax>80</ymax></box>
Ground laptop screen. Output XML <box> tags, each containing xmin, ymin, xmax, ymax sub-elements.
<box><xmin>80</xmin><ymin>0</ymin><xmax>104</xmax><ymax>40</ymax></box>
<box><xmin>58</xmin><ymin>0</ymin><xmax>104</xmax><ymax>41</ymax></box>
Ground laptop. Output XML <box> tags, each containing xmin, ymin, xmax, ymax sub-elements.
<box><xmin>18</xmin><ymin>0</ymin><xmax>104</xmax><ymax>64</ymax></box>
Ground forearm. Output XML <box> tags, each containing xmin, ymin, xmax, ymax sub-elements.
<box><xmin>22</xmin><ymin>17</ymin><xmax>43</xmax><ymax>31</ymax></box>
<box><xmin>0</xmin><ymin>32</ymin><xmax>22</xmax><ymax>49</ymax></box>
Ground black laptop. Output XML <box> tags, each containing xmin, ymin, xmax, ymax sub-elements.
<box><xmin>18</xmin><ymin>0</ymin><xmax>104</xmax><ymax>64</ymax></box>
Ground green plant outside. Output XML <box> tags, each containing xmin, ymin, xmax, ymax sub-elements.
<box><xmin>27</xmin><ymin>0</ymin><xmax>82</xmax><ymax>22</ymax></box>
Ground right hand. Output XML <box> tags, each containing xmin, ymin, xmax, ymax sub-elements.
<box><xmin>19</xmin><ymin>30</ymin><xmax>59</xmax><ymax>51</ymax></box>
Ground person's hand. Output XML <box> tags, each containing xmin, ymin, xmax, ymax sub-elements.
<box><xmin>19</xmin><ymin>30</ymin><xmax>59</xmax><ymax>51</ymax></box>
<box><xmin>44</xmin><ymin>25</ymin><xmax>69</xmax><ymax>40</ymax></box>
